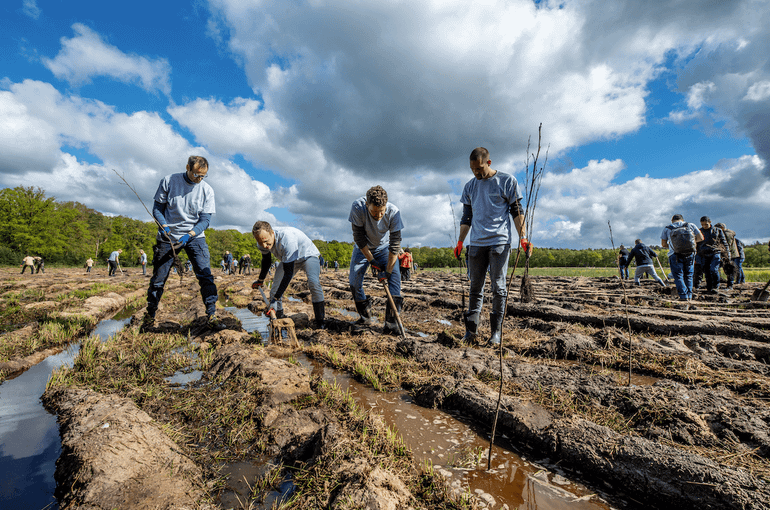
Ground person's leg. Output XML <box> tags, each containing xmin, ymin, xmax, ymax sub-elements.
<box><xmin>184</xmin><ymin>237</ymin><xmax>218</xmax><ymax>316</ymax></box>
<box><xmin>146</xmin><ymin>242</ymin><xmax>175</xmax><ymax>318</ymax></box>
<box><xmin>465</xmin><ymin>245</ymin><xmax>491</xmax><ymax>341</ymax></box>
<box><xmin>300</xmin><ymin>257</ymin><xmax>325</xmax><ymax>327</ymax></box>
<box><xmin>348</xmin><ymin>246</ymin><xmax>369</xmax><ymax>303</ymax></box>
<box><xmin>707</xmin><ymin>254</ymin><xmax>722</xmax><ymax>291</ymax></box>
<box><xmin>669</xmin><ymin>254</ymin><xmax>687</xmax><ymax>299</ymax></box>
<box><xmin>736</xmin><ymin>257</ymin><xmax>745</xmax><ymax>284</ymax></box>
<box><xmin>633</xmin><ymin>265</ymin><xmax>644</xmax><ymax>284</ymax></box>
<box><xmin>648</xmin><ymin>265</ymin><xmax>665</xmax><ymax>286</ymax></box>
<box><xmin>682</xmin><ymin>254</ymin><xmax>695</xmax><ymax>299</ymax></box>
<box><xmin>487</xmin><ymin>244</ymin><xmax>511</xmax><ymax>345</ymax></box>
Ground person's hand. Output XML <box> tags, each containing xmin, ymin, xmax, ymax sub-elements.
<box><xmin>520</xmin><ymin>238</ymin><xmax>533</xmax><ymax>256</ymax></box>
<box><xmin>251</xmin><ymin>279</ymin><xmax>264</xmax><ymax>289</ymax></box>
<box><xmin>454</xmin><ymin>241</ymin><xmax>463</xmax><ymax>259</ymax></box>
<box><xmin>377</xmin><ymin>270</ymin><xmax>391</xmax><ymax>282</ymax></box>
<box><xmin>162</xmin><ymin>225</ymin><xmax>171</xmax><ymax>237</ymax></box>
<box><xmin>370</xmin><ymin>263</ymin><xmax>384</xmax><ymax>278</ymax></box>
<box><xmin>177</xmin><ymin>234</ymin><xmax>190</xmax><ymax>246</ymax></box>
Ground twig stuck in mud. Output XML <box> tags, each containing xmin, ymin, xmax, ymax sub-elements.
<box><xmin>608</xmin><ymin>220</ymin><xmax>633</xmax><ymax>385</ymax></box>
<box><xmin>488</xmin><ymin>124</ymin><xmax>548</xmax><ymax>470</ymax></box>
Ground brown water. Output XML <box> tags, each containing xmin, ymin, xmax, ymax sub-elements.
<box><xmin>295</xmin><ymin>356</ymin><xmax>614</xmax><ymax>510</ymax></box>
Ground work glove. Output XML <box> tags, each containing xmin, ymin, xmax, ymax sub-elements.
<box><xmin>520</xmin><ymin>238</ymin><xmax>533</xmax><ymax>256</ymax></box>
<box><xmin>370</xmin><ymin>263</ymin><xmax>384</xmax><ymax>278</ymax></box>
<box><xmin>161</xmin><ymin>225</ymin><xmax>171</xmax><ymax>239</ymax></box>
<box><xmin>251</xmin><ymin>279</ymin><xmax>264</xmax><ymax>289</ymax></box>
<box><xmin>453</xmin><ymin>241</ymin><xmax>463</xmax><ymax>259</ymax></box>
<box><xmin>265</xmin><ymin>300</ymin><xmax>278</xmax><ymax>317</ymax></box>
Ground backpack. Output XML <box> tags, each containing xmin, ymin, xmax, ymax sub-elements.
<box><xmin>667</xmin><ymin>224</ymin><xmax>696</xmax><ymax>254</ymax></box>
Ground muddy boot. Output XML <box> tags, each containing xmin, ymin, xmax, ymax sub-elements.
<box><xmin>488</xmin><ymin>312</ymin><xmax>504</xmax><ymax>346</ymax></box>
<box><xmin>383</xmin><ymin>296</ymin><xmax>403</xmax><ymax>335</ymax></box>
<box><xmin>207</xmin><ymin>313</ymin><xmax>227</xmax><ymax>331</ymax></box>
<box><xmin>139</xmin><ymin>312</ymin><xmax>155</xmax><ymax>333</ymax></box>
<box><xmin>462</xmin><ymin>311</ymin><xmax>479</xmax><ymax>343</ymax></box>
<box><xmin>353</xmin><ymin>298</ymin><xmax>375</xmax><ymax>326</ymax></box>
<box><xmin>312</xmin><ymin>301</ymin><xmax>325</xmax><ymax>329</ymax></box>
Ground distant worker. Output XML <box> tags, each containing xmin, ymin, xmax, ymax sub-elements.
<box><xmin>319</xmin><ymin>254</ymin><xmax>325</xmax><ymax>273</ymax></box>
<box><xmin>34</xmin><ymin>256</ymin><xmax>45</xmax><ymax>274</ymax></box>
<box><xmin>629</xmin><ymin>239</ymin><xmax>665</xmax><ymax>286</ymax></box>
<box><xmin>398</xmin><ymin>248</ymin><xmax>414</xmax><ymax>281</ymax></box>
<box><xmin>242</xmin><ymin>253</ymin><xmax>251</xmax><ymax>275</ymax></box>
<box><xmin>139</xmin><ymin>249</ymin><xmax>148</xmax><ymax>276</ymax></box>
<box><xmin>454</xmin><ymin>147</ymin><xmax>530</xmax><ymax>346</ymax></box>
<box><xmin>348</xmin><ymin>185</ymin><xmax>404</xmax><ymax>334</ymax></box>
<box><xmin>617</xmin><ymin>245</ymin><xmax>630</xmax><ymax>279</ymax></box>
<box><xmin>334</xmin><ymin>260</ymin><xmax>339</xmax><ymax>271</ymax></box>
<box><xmin>142</xmin><ymin>155</ymin><xmax>221</xmax><ymax>332</ymax></box>
<box><xmin>735</xmin><ymin>237</ymin><xmax>746</xmax><ymax>284</ymax></box>
<box><xmin>85</xmin><ymin>257</ymin><xmax>94</xmax><ymax>273</ymax></box>
<box><xmin>714</xmin><ymin>223</ymin><xmax>739</xmax><ymax>290</ymax></box>
<box><xmin>661</xmin><ymin>214</ymin><xmax>703</xmax><ymax>301</ymax></box>
<box><xmin>20</xmin><ymin>255</ymin><xmax>35</xmax><ymax>274</ymax></box>
<box><xmin>697</xmin><ymin>216</ymin><xmax>728</xmax><ymax>294</ymax></box>
<box><xmin>252</xmin><ymin>221</ymin><xmax>326</xmax><ymax>328</ymax></box>
<box><xmin>108</xmin><ymin>249</ymin><xmax>122</xmax><ymax>277</ymax></box>
<box><xmin>223</xmin><ymin>251</ymin><xmax>233</xmax><ymax>275</ymax></box>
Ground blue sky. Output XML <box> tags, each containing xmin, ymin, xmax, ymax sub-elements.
<box><xmin>2</xmin><ymin>0</ymin><xmax>769</xmax><ymax>249</ymax></box>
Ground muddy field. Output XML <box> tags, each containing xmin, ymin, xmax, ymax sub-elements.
<box><xmin>2</xmin><ymin>265</ymin><xmax>770</xmax><ymax>509</ymax></box>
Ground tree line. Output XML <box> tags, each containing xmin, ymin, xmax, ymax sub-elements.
<box><xmin>2</xmin><ymin>186</ymin><xmax>768</xmax><ymax>269</ymax></box>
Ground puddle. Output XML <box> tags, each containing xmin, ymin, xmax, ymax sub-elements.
<box><xmin>218</xmin><ymin>459</ymin><xmax>294</xmax><ymax>510</ymax></box>
<box><xmin>165</xmin><ymin>370</ymin><xmax>204</xmax><ymax>387</ymax></box>
<box><xmin>334</xmin><ymin>307</ymin><xmax>359</xmax><ymax>319</ymax></box>
<box><xmin>224</xmin><ymin>306</ymin><xmax>269</xmax><ymax>342</ymax></box>
<box><xmin>293</xmin><ymin>355</ymin><xmax>612</xmax><ymax>510</ymax></box>
<box><xmin>0</xmin><ymin>306</ymin><xmax>134</xmax><ymax>509</ymax></box>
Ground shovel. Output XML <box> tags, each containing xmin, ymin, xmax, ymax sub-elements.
<box><xmin>381</xmin><ymin>281</ymin><xmax>406</xmax><ymax>337</ymax></box>
<box><xmin>751</xmin><ymin>277</ymin><xmax>770</xmax><ymax>302</ymax></box>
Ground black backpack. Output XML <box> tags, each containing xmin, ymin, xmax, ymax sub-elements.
<box><xmin>667</xmin><ymin>224</ymin><xmax>696</xmax><ymax>254</ymax></box>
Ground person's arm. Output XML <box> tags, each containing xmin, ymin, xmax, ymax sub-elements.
<box><xmin>257</xmin><ymin>253</ymin><xmax>272</xmax><ymax>281</ymax></box>
<box><xmin>190</xmin><ymin>213</ymin><xmax>212</xmax><ymax>237</ymax></box>
<box><xmin>661</xmin><ymin>239</ymin><xmax>669</xmax><ymax>249</ymax></box>
<box><xmin>271</xmin><ymin>261</ymin><xmax>295</xmax><ymax>300</ymax></box>
<box><xmin>386</xmin><ymin>230</ymin><xmax>401</xmax><ymax>273</ymax></box>
<box><xmin>153</xmin><ymin>201</ymin><xmax>168</xmax><ymax>230</ymax></box>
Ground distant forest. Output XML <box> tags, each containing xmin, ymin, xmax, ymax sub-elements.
<box><xmin>2</xmin><ymin>186</ymin><xmax>769</xmax><ymax>269</ymax></box>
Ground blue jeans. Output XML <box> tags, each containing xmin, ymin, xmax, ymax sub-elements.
<box><xmin>735</xmin><ymin>257</ymin><xmax>745</xmax><ymax>284</ymax></box>
<box><xmin>669</xmin><ymin>253</ymin><xmax>695</xmax><ymax>299</ymax></box>
<box><xmin>146</xmin><ymin>237</ymin><xmax>218</xmax><ymax>316</ymax></box>
<box><xmin>468</xmin><ymin>244</ymin><xmax>510</xmax><ymax>317</ymax></box>
<box><xmin>271</xmin><ymin>256</ymin><xmax>324</xmax><ymax>312</ymax></box>
<box><xmin>349</xmin><ymin>245</ymin><xmax>401</xmax><ymax>302</ymax></box>
<box><xmin>619</xmin><ymin>263</ymin><xmax>629</xmax><ymax>279</ymax></box>
<box><xmin>702</xmin><ymin>253</ymin><xmax>721</xmax><ymax>291</ymax></box>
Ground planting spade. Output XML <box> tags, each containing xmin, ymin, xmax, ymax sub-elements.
<box><xmin>751</xmin><ymin>277</ymin><xmax>770</xmax><ymax>302</ymax></box>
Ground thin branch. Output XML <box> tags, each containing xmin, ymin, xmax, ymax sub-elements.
<box><xmin>608</xmin><ymin>220</ymin><xmax>634</xmax><ymax>386</ymax></box>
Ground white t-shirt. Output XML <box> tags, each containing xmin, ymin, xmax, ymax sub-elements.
<box><xmin>258</xmin><ymin>226</ymin><xmax>320</xmax><ymax>263</ymax></box>
<box><xmin>461</xmin><ymin>171</ymin><xmax>523</xmax><ymax>247</ymax></box>
<box><xmin>154</xmin><ymin>173</ymin><xmax>215</xmax><ymax>240</ymax></box>
<box><xmin>348</xmin><ymin>197</ymin><xmax>404</xmax><ymax>250</ymax></box>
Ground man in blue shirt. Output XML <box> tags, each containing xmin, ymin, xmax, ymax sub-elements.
<box><xmin>108</xmin><ymin>249</ymin><xmax>122</xmax><ymax>277</ymax></box>
<box><xmin>141</xmin><ymin>156</ymin><xmax>220</xmax><ymax>332</ymax></box>
<box><xmin>661</xmin><ymin>214</ymin><xmax>703</xmax><ymax>301</ymax></box>
<box><xmin>348</xmin><ymin>185</ymin><xmax>404</xmax><ymax>334</ymax></box>
<box><xmin>454</xmin><ymin>147</ymin><xmax>531</xmax><ymax>346</ymax></box>
<box><xmin>629</xmin><ymin>239</ymin><xmax>666</xmax><ymax>286</ymax></box>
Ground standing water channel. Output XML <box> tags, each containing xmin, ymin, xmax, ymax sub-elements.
<box><xmin>0</xmin><ymin>306</ymin><xmax>135</xmax><ymax>509</ymax></box>
<box><xmin>2</xmin><ymin>302</ymin><xmax>614</xmax><ymax>509</ymax></box>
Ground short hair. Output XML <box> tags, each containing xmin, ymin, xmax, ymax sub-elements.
<box><xmin>714</xmin><ymin>222</ymin><xmax>726</xmax><ymax>230</ymax></box>
<box><xmin>366</xmin><ymin>186</ymin><xmax>388</xmax><ymax>207</ymax></box>
<box><xmin>187</xmin><ymin>155</ymin><xmax>209</xmax><ymax>172</ymax></box>
<box><xmin>619</xmin><ymin>244</ymin><xmax>625</xmax><ymax>249</ymax></box>
<box><xmin>635</xmin><ymin>239</ymin><xmax>642</xmax><ymax>245</ymax></box>
<box><xmin>252</xmin><ymin>220</ymin><xmax>273</xmax><ymax>235</ymax></box>
<box><xmin>671</xmin><ymin>214</ymin><xmax>683</xmax><ymax>222</ymax></box>
<box><xmin>700</xmin><ymin>216</ymin><xmax>711</xmax><ymax>223</ymax></box>
<box><xmin>470</xmin><ymin>147</ymin><xmax>490</xmax><ymax>162</ymax></box>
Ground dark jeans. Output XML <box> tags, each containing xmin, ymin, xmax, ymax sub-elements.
<box><xmin>108</xmin><ymin>260</ymin><xmax>118</xmax><ymax>276</ymax></box>
<box><xmin>619</xmin><ymin>263</ymin><xmax>629</xmax><ymax>279</ymax></box>
<box><xmin>669</xmin><ymin>253</ymin><xmax>695</xmax><ymax>300</ymax></box>
<box><xmin>468</xmin><ymin>244</ymin><xmax>510</xmax><ymax>317</ymax></box>
<box><xmin>146</xmin><ymin>237</ymin><xmax>218</xmax><ymax>317</ymax></box>
<box><xmin>21</xmin><ymin>264</ymin><xmax>34</xmax><ymax>274</ymax></box>
<box><xmin>349</xmin><ymin>245</ymin><xmax>401</xmax><ymax>302</ymax></box>
<box><xmin>702</xmin><ymin>253</ymin><xmax>722</xmax><ymax>291</ymax></box>
<box><xmin>735</xmin><ymin>258</ymin><xmax>745</xmax><ymax>284</ymax></box>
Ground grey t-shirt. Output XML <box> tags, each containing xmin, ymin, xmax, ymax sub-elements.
<box><xmin>660</xmin><ymin>221</ymin><xmax>700</xmax><ymax>257</ymax></box>
<box><xmin>108</xmin><ymin>251</ymin><xmax>120</xmax><ymax>262</ymax></box>
<box><xmin>348</xmin><ymin>197</ymin><xmax>404</xmax><ymax>250</ymax></box>
<box><xmin>460</xmin><ymin>171</ymin><xmax>523</xmax><ymax>247</ymax></box>
<box><xmin>258</xmin><ymin>226</ymin><xmax>320</xmax><ymax>263</ymax></box>
<box><xmin>153</xmin><ymin>173</ymin><xmax>216</xmax><ymax>240</ymax></box>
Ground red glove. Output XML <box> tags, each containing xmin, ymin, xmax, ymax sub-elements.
<box><xmin>454</xmin><ymin>241</ymin><xmax>463</xmax><ymax>259</ymax></box>
<box><xmin>251</xmin><ymin>280</ymin><xmax>264</xmax><ymax>289</ymax></box>
<box><xmin>520</xmin><ymin>238</ymin><xmax>532</xmax><ymax>255</ymax></box>
<box><xmin>370</xmin><ymin>263</ymin><xmax>383</xmax><ymax>278</ymax></box>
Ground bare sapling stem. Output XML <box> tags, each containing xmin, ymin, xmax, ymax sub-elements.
<box><xmin>488</xmin><ymin>124</ymin><xmax>548</xmax><ymax>470</ymax></box>
<box><xmin>608</xmin><ymin>220</ymin><xmax>633</xmax><ymax>386</ymax></box>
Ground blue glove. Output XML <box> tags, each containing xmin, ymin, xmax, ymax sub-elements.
<box><xmin>178</xmin><ymin>234</ymin><xmax>191</xmax><ymax>246</ymax></box>
<box><xmin>162</xmin><ymin>226</ymin><xmax>171</xmax><ymax>237</ymax></box>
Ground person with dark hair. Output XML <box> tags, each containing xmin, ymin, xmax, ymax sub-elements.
<box><xmin>661</xmin><ymin>214</ymin><xmax>703</xmax><ymax>301</ymax></box>
<box><xmin>454</xmin><ymin>147</ymin><xmax>530</xmax><ymax>346</ymax></box>
<box><xmin>398</xmin><ymin>248</ymin><xmax>414</xmax><ymax>281</ymax></box>
<box><xmin>348</xmin><ymin>185</ymin><xmax>405</xmax><ymax>334</ymax></box>
<box><xmin>714</xmin><ymin>222</ymin><xmax>739</xmax><ymax>289</ymax></box>
<box><xmin>34</xmin><ymin>256</ymin><xmax>45</xmax><ymax>274</ymax></box>
<box><xmin>252</xmin><ymin>221</ymin><xmax>326</xmax><ymax>328</ymax></box>
<box><xmin>617</xmin><ymin>245</ymin><xmax>630</xmax><ymax>279</ymax></box>
<box><xmin>697</xmin><ymin>216</ymin><xmax>728</xmax><ymax>294</ymax></box>
<box><xmin>21</xmin><ymin>255</ymin><xmax>35</xmax><ymax>274</ymax></box>
<box><xmin>141</xmin><ymin>155</ymin><xmax>221</xmax><ymax>332</ymax></box>
<box><xmin>630</xmin><ymin>239</ymin><xmax>665</xmax><ymax>286</ymax></box>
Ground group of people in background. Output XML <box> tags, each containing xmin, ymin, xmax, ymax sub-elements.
<box><xmin>617</xmin><ymin>215</ymin><xmax>748</xmax><ymax>302</ymax></box>
<box><xmin>19</xmin><ymin>255</ymin><xmax>44</xmax><ymax>274</ymax></box>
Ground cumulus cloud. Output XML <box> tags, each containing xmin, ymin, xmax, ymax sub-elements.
<box><xmin>22</xmin><ymin>0</ymin><xmax>40</xmax><ymax>19</ymax></box>
<box><xmin>42</xmin><ymin>24</ymin><xmax>172</xmax><ymax>95</ymax></box>
<box><xmin>0</xmin><ymin>79</ymin><xmax>276</xmax><ymax>233</ymax></box>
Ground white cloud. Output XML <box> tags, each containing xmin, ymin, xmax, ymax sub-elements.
<box><xmin>744</xmin><ymin>81</ymin><xmax>770</xmax><ymax>102</ymax></box>
<box><xmin>42</xmin><ymin>24</ymin><xmax>171</xmax><ymax>95</ymax></box>
<box><xmin>22</xmin><ymin>0</ymin><xmax>40</xmax><ymax>19</ymax></box>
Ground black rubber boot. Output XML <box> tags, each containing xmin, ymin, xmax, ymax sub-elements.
<box><xmin>488</xmin><ymin>312</ymin><xmax>504</xmax><ymax>346</ymax></box>
<box><xmin>312</xmin><ymin>301</ymin><xmax>325</xmax><ymax>329</ymax></box>
<box><xmin>139</xmin><ymin>312</ymin><xmax>155</xmax><ymax>333</ymax></box>
<box><xmin>384</xmin><ymin>296</ymin><xmax>403</xmax><ymax>335</ymax></box>
<box><xmin>462</xmin><ymin>311</ymin><xmax>479</xmax><ymax>343</ymax></box>
<box><xmin>354</xmin><ymin>298</ymin><xmax>375</xmax><ymax>325</ymax></box>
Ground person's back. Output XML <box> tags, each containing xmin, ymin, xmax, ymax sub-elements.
<box><xmin>630</xmin><ymin>243</ymin><xmax>654</xmax><ymax>266</ymax></box>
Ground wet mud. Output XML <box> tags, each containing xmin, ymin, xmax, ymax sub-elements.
<box><xmin>4</xmin><ymin>267</ymin><xmax>770</xmax><ymax>508</ymax></box>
